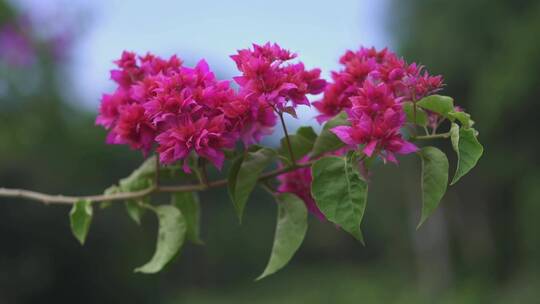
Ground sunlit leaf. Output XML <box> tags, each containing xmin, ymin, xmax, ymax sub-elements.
<box><xmin>228</xmin><ymin>147</ymin><xmax>276</xmax><ymax>222</ymax></box>
<box><xmin>135</xmin><ymin>205</ymin><xmax>186</xmax><ymax>274</ymax></box>
<box><xmin>125</xmin><ymin>198</ymin><xmax>147</xmax><ymax>225</ymax></box>
<box><xmin>257</xmin><ymin>193</ymin><xmax>308</xmax><ymax>280</ymax></box>
<box><xmin>100</xmin><ymin>184</ymin><xmax>120</xmax><ymax>209</ymax></box>
<box><xmin>69</xmin><ymin>199</ymin><xmax>93</xmax><ymax>245</ymax></box>
<box><xmin>119</xmin><ymin>156</ymin><xmax>156</xmax><ymax>191</ymax></box>
<box><xmin>312</xmin><ymin>112</ymin><xmax>349</xmax><ymax>157</ymax></box>
<box><xmin>172</xmin><ymin>192</ymin><xmax>203</xmax><ymax>244</ymax></box>
<box><xmin>311</xmin><ymin>153</ymin><xmax>368</xmax><ymax>243</ymax></box>
<box><xmin>418</xmin><ymin>147</ymin><xmax>449</xmax><ymax>228</ymax></box>
<box><xmin>296</xmin><ymin>126</ymin><xmax>317</xmax><ymax>142</ymax></box>
<box><xmin>448</xmin><ymin>111</ymin><xmax>474</xmax><ymax>128</ymax></box>
<box><xmin>450</xmin><ymin>123</ymin><xmax>460</xmax><ymax>152</ymax></box>
<box><xmin>417</xmin><ymin>95</ymin><xmax>454</xmax><ymax>118</ymax></box>
<box><xmin>403</xmin><ymin>101</ymin><xmax>428</xmax><ymax>126</ymax></box>
<box><xmin>279</xmin><ymin>126</ymin><xmax>317</xmax><ymax>164</ymax></box>
<box><xmin>451</xmin><ymin>127</ymin><xmax>484</xmax><ymax>185</ymax></box>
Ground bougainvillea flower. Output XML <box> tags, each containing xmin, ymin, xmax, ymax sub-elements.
<box><xmin>311</xmin><ymin>46</ymin><xmax>443</xmax><ymax>163</ymax></box>
<box><xmin>97</xmin><ymin>51</ymin><xmax>263</xmax><ymax>171</ymax></box>
<box><xmin>156</xmin><ymin>115</ymin><xmax>235</xmax><ymax>171</ymax></box>
<box><xmin>277</xmin><ymin>156</ymin><xmax>325</xmax><ymax>220</ymax></box>
<box><xmin>313</xmin><ymin>46</ymin><xmax>443</xmax><ymax>123</ymax></box>
<box><xmin>330</xmin><ymin>81</ymin><xmax>418</xmax><ymax>163</ymax></box>
<box><xmin>230</xmin><ymin>43</ymin><xmax>326</xmax><ymax>143</ymax></box>
<box><xmin>231</xmin><ymin>43</ymin><xmax>325</xmax><ymax>110</ymax></box>
<box><xmin>110</xmin><ymin>103</ymin><xmax>156</xmax><ymax>155</ymax></box>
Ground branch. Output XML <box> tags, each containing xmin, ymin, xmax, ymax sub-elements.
<box><xmin>410</xmin><ymin>132</ymin><xmax>451</xmax><ymax>140</ymax></box>
<box><xmin>0</xmin><ymin>130</ymin><xmax>451</xmax><ymax>206</ymax></box>
<box><xmin>0</xmin><ymin>161</ymin><xmax>315</xmax><ymax>205</ymax></box>
<box><xmin>0</xmin><ymin>186</ymin><xmax>156</xmax><ymax>205</ymax></box>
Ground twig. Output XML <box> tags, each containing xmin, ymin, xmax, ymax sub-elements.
<box><xmin>0</xmin><ymin>129</ymin><xmax>450</xmax><ymax>206</ymax></box>
<box><xmin>411</xmin><ymin>132</ymin><xmax>451</xmax><ymax>140</ymax></box>
<box><xmin>0</xmin><ymin>186</ymin><xmax>156</xmax><ymax>205</ymax></box>
<box><xmin>154</xmin><ymin>154</ymin><xmax>160</xmax><ymax>186</ymax></box>
<box><xmin>198</xmin><ymin>158</ymin><xmax>209</xmax><ymax>188</ymax></box>
<box><xmin>277</xmin><ymin>112</ymin><xmax>296</xmax><ymax>165</ymax></box>
<box><xmin>0</xmin><ymin>161</ymin><xmax>314</xmax><ymax>205</ymax></box>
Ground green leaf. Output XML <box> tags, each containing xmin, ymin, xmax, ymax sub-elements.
<box><xmin>278</xmin><ymin>126</ymin><xmax>317</xmax><ymax>164</ymax></box>
<box><xmin>450</xmin><ymin>127</ymin><xmax>484</xmax><ymax>185</ymax></box>
<box><xmin>450</xmin><ymin>123</ymin><xmax>460</xmax><ymax>152</ymax></box>
<box><xmin>69</xmin><ymin>199</ymin><xmax>93</xmax><ymax>245</ymax></box>
<box><xmin>125</xmin><ymin>198</ymin><xmax>147</xmax><ymax>225</ymax></box>
<box><xmin>100</xmin><ymin>185</ymin><xmax>120</xmax><ymax>209</ymax></box>
<box><xmin>311</xmin><ymin>153</ymin><xmax>368</xmax><ymax>243</ymax></box>
<box><xmin>257</xmin><ymin>193</ymin><xmax>308</xmax><ymax>280</ymax></box>
<box><xmin>403</xmin><ymin>101</ymin><xmax>428</xmax><ymax>126</ymax></box>
<box><xmin>448</xmin><ymin>111</ymin><xmax>474</xmax><ymax>128</ymax></box>
<box><xmin>101</xmin><ymin>157</ymin><xmax>156</xmax><ymax>210</ymax></box>
<box><xmin>227</xmin><ymin>155</ymin><xmax>243</xmax><ymax>211</ymax></box>
<box><xmin>417</xmin><ymin>95</ymin><xmax>454</xmax><ymax>118</ymax></box>
<box><xmin>228</xmin><ymin>147</ymin><xmax>276</xmax><ymax>221</ymax></box>
<box><xmin>119</xmin><ymin>156</ymin><xmax>156</xmax><ymax>191</ymax></box>
<box><xmin>419</xmin><ymin>147</ymin><xmax>449</xmax><ymax>228</ymax></box>
<box><xmin>172</xmin><ymin>192</ymin><xmax>203</xmax><ymax>245</ymax></box>
<box><xmin>135</xmin><ymin>205</ymin><xmax>186</xmax><ymax>274</ymax></box>
<box><xmin>296</xmin><ymin>126</ymin><xmax>317</xmax><ymax>142</ymax></box>
<box><xmin>312</xmin><ymin>112</ymin><xmax>349</xmax><ymax>158</ymax></box>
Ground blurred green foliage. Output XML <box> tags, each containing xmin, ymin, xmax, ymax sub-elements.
<box><xmin>1</xmin><ymin>0</ymin><xmax>539</xmax><ymax>303</ymax></box>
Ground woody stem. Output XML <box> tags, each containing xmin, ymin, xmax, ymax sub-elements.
<box><xmin>278</xmin><ymin>112</ymin><xmax>296</xmax><ymax>166</ymax></box>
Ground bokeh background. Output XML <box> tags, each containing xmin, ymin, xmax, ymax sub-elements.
<box><xmin>1</xmin><ymin>0</ymin><xmax>538</xmax><ymax>303</ymax></box>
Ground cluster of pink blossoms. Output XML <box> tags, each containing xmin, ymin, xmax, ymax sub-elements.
<box><xmin>97</xmin><ymin>44</ymin><xmax>446</xmax><ymax>220</ymax></box>
<box><xmin>231</xmin><ymin>43</ymin><xmax>326</xmax><ymax>120</ymax></box>
<box><xmin>276</xmin><ymin>47</ymin><xmax>445</xmax><ymax>219</ymax></box>
<box><xmin>97</xmin><ymin>44</ymin><xmax>325</xmax><ymax>171</ymax></box>
<box><xmin>313</xmin><ymin>47</ymin><xmax>443</xmax><ymax>162</ymax></box>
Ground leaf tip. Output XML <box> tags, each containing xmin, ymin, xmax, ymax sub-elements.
<box><xmin>354</xmin><ymin>229</ymin><xmax>366</xmax><ymax>246</ymax></box>
<box><xmin>417</xmin><ymin>212</ymin><xmax>431</xmax><ymax>229</ymax></box>
<box><xmin>255</xmin><ymin>271</ymin><xmax>270</xmax><ymax>281</ymax></box>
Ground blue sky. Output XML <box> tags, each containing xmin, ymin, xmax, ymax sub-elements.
<box><xmin>16</xmin><ymin>0</ymin><xmax>391</xmax><ymax>124</ymax></box>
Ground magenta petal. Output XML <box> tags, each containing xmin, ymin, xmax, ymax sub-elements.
<box><xmin>315</xmin><ymin>114</ymin><xmax>332</xmax><ymax>124</ymax></box>
<box><xmin>233</xmin><ymin>76</ymin><xmax>247</xmax><ymax>85</ymax></box>
<box><xmin>331</xmin><ymin>126</ymin><xmax>356</xmax><ymax>145</ymax></box>
<box><xmin>315</xmin><ymin>114</ymin><xmax>331</xmax><ymax>124</ymax></box>
<box><xmin>363</xmin><ymin>140</ymin><xmax>378</xmax><ymax>156</ymax></box>
<box><xmin>385</xmin><ymin>152</ymin><xmax>398</xmax><ymax>164</ymax></box>
<box><xmin>397</xmin><ymin>140</ymin><xmax>418</xmax><ymax>155</ymax></box>
<box><xmin>182</xmin><ymin>158</ymin><xmax>192</xmax><ymax>174</ymax></box>
<box><xmin>196</xmin><ymin>59</ymin><xmax>210</xmax><ymax>73</ymax></box>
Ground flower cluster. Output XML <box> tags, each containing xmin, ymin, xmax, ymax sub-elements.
<box><xmin>97</xmin><ymin>43</ymin><xmax>325</xmax><ymax>171</ymax></box>
<box><xmin>97</xmin><ymin>51</ymin><xmax>251</xmax><ymax>171</ymax></box>
<box><xmin>313</xmin><ymin>47</ymin><xmax>443</xmax><ymax>162</ymax></box>
<box><xmin>231</xmin><ymin>42</ymin><xmax>326</xmax><ymax>121</ymax></box>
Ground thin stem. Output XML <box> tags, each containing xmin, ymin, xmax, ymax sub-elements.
<box><xmin>277</xmin><ymin>112</ymin><xmax>296</xmax><ymax>166</ymax></box>
<box><xmin>411</xmin><ymin>132</ymin><xmax>451</xmax><ymax>140</ymax></box>
<box><xmin>412</xmin><ymin>93</ymin><xmax>417</xmax><ymax>128</ymax></box>
<box><xmin>260</xmin><ymin>179</ymin><xmax>277</xmax><ymax>196</ymax></box>
<box><xmin>198</xmin><ymin>158</ymin><xmax>209</xmax><ymax>188</ymax></box>
<box><xmin>154</xmin><ymin>154</ymin><xmax>160</xmax><ymax>186</ymax></box>
<box><xmin>0</xmin><ymin>186</ymin><xmax>156</xmax><ymax>205</ymax></box>
<box><xmin>0</xmin><ymin>161</ymin><xmax>314</xmax><ymax>205</ymax></box>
